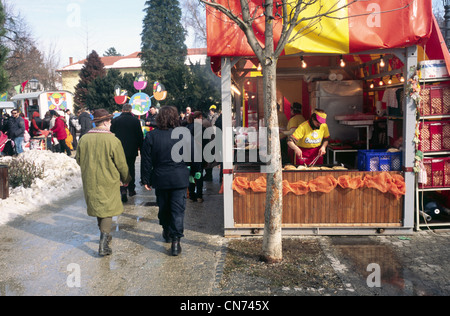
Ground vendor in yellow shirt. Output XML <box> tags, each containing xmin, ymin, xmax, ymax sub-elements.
<box><xmin>285</xmin><ymin>102</ymin><xmax>306</xmax><ymax>136</ymax></box>
<box><xmin>287</xmin><ymin>109</ymin><xmax>330</xmax><ymax>165</ymax></box>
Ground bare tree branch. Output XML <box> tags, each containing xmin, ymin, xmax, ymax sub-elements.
<box><xmin>181</xmin><ymin>0</ymin><xmax>207</xmax><ymax>46</ymax></box>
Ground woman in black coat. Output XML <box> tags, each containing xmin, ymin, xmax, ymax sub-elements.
<box><xmin>141</xmin><ymin>106</ymin><xmax>200</xmax><ymax>256</ymax></box>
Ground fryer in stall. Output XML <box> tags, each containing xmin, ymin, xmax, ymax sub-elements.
<box><xmin>287</xmin><ymin>109</ymin><xmax>330</xmax><ymax>166</ymax></box>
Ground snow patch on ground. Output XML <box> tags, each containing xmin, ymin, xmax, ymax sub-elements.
<box><xmin>0</xmin><ymin>151</ymin><xmax>82</xmax><ymax>225</ymax></box>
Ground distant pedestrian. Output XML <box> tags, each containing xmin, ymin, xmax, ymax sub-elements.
<box><xmin>145</xmin><ymin>106</ymin><xmax>158</xmax><ymax>130</ymax></box>
<box><xmin>7</xmin><ymin>109</ymin><xmax>25</xmax><ymax>154</ymax></box>
<box><xmin>49</xmin><ymin>110</ymin><xmax>71</xmax><ymax>156</ymax></box>
<box><xmin>141</xmin><ymin>106</ymin><xmax>200</xmax><ymax>256</ymax></box>
<box><xmin>111</xmin><ymin>103</ymin><xmax>144</xmax><ymax>202</ymax></box>
<box><xmin>30</xmin><ymin>112</ymin><xmax>42</xmax><ymax>137</ymax></box>
<box><xmin>65</xmin><ymin>109</ymin><xmax>80</xmax><ymax>150</ymax></box>
<box><xmin>76</xmin><ymin>109</ymin><xmax>131</xmax><ymax>257</ymax></box>
<box><xmin>78</xmin><ymin>108</ymin><xmax>93</xmax><ymax>138</ymax></box>
<box><xmin>180</xmin><ymin>106</ymin><xmax>191</xmax><ymax>126</ymax></box>
<box><xmin>207</xmin><ymin>105</ymin><xmax>219</xmax><ymax>126</ymax></box>
<box><xmin>186</xmin><ymin>111</ymin><xmax>206</xmax><ymax>202</ymax></box>
<box><xmin>204</xmin><ymin>105</ymin><xmax>219</xmax><ymax>181</ymax></box>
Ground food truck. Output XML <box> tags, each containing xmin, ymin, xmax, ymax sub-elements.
<box><xmin>11</xmin><ymin>91</ymin><xmax>74</xmax><ymax>119</ymax></box>
<box><xmin>206</xmin><ymin>0</ymin><xmax>450</xmax><ymax>236</ymax></box>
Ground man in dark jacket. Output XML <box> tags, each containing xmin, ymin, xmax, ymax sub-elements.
<box><xmin>111</xmin><ymin>103</ymin><xmax>144</xmax><ymax>201</ymax></box>
<box><xmin>78</xmin><ymin>109</ymin><xmax>93</xmax><ymax>138</ymax></box>
<box><xmin>144</xmin><ymin>106</ymin><xmax>157</xmax><ymax>130</ymax></box>
<box><xmin>7</xmin><ymin>109</ymin><xmax>25</xmax><ymax>154</ymax></box>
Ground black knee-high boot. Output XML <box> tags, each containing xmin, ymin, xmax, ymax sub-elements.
<box><xmin>171</xmin><ymin>237</ymin><xmax>181</xmax><ymax>256</ymax></box>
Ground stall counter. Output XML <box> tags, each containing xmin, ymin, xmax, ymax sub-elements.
<box><xmin>230</xmin><ymin>167</ymin><xmax>405</xmax><ymax>235</ymax></box>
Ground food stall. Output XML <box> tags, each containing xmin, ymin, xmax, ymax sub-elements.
<box><xmin>206</xmin><ymin>0</ymin><xmax>450</xmax><ymax>236</ymax></box>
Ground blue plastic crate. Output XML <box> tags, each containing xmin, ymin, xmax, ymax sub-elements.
<box><xmin>357</xmin><ymin>150</ymin><xmax>402</xmax><ymax>171</ymax></box>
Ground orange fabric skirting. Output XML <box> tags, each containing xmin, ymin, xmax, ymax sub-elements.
<box><xmin>232</xmin><ymin>172</ymin><xmax>405</xmax><ymax>200</ymax></box>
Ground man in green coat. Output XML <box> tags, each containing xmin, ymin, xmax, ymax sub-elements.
<box><xmin>76</xmin><ymin>109</ymin><xmax>131</xmax><ymax>257</ymax></box>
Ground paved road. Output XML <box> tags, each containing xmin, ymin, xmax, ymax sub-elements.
<box><xmin>0</xmin><ymin>164</ymin><xmax>449</xmax><ymax>297</ymax></box>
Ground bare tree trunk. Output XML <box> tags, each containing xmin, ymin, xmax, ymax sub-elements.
<box><xmin>261</xmin><ymin>0</ymin><xmax>283</xmax><ymax>263</ymax></box>
<box><xmin>261</xmin><ymin>59</ymin><xmax>283</xmax><ymax>263</ymax></box>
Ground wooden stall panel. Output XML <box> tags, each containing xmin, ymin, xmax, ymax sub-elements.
<box><xmin>233</xmin><ymin>171</ymin><xmax>403</xmax><ymax>227</ymax></box>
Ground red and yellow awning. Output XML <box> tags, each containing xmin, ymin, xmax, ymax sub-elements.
<box><xmin>206</xmin><ymin>0</ymin><xmax>433</xmax><ymax>57</ymax></box>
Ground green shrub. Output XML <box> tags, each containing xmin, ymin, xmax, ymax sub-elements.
<box><xmin>6</xmin><ymin>156</ymin><xmax>45</xmax><ymax>189</ymax></box>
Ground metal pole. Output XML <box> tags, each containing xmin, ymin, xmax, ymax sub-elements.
<box><xmin>403</xmin><ymin>46</ymin><xmax>418</xmax><ymax>230</ymax></box>
<box><xmin>222</xmin><ymin>57</ymin><xmax>235</xmax><ymax>233</ymax></box>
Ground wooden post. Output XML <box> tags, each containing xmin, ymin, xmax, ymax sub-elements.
<box><xmin>0</xmin><ymin>165</ymin><xmax>9</xmax><ymax>200</ymax></box>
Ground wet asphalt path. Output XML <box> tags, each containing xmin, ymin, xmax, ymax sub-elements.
<box><xmin>1</xmin><ymin>159</ymin><xmax>450</xmax><ymax>297</ymax></box>
<box><xmin>0</xmin><ymin>164</ymin><xmax>225</xmax><ymax>296</ymax></box>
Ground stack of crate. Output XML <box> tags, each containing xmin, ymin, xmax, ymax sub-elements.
<box><xmin>418</xmin><ymin>82</ymin><xmax>450</xmax><ymax>189</ymax></box>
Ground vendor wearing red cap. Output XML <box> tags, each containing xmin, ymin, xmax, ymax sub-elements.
<box><xmin>287</xmin><ymin>109</ymin><xmax>330</xmax><ymax>165</ymax></box>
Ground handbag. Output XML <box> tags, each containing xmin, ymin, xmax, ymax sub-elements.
<box><xmin>24</xmin><ymin>130</ymin><xmax>30</xmax><ymax>142</ymax></box>
<box><xmin>0</xmin><ymin>132</ymin><xmax>8</xmax><ymax>152</ymax></box>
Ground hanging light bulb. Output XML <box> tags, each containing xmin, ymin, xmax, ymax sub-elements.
<box><xmin>388</xmin><ymin>76</ymin><xmax>392</xmax><ymax>85</ymax></box>
<box><xmin>340</xmin><ymin>55</ymin><xmax>346</xmax><ymax>68</ymax></box>
<box><xmin>301</xmin><ymin>56</ymin><xmax>307</xmax><ymax>68</ymax></box>
<box><xmin>369</xmin><ymin>82</ymin><xmax>374</xmax><ymax>89</ymax></box>
<box><xmin>379</xmin><ymin>55</ymin><xmax>385</xmax><ymax>68</ymax></box>
<box><xmin>257</xmin><ymin>63</ymin><xmax>262</xmax><ymax>71</ymax></box>
<box><xmin>400</xmin><ymin>75</ymin><xmax>405</xmax><ymax>83</ymax></box>
<box><xmin>231</xmin><ymin>85</ymin><xmax>241</xmax><ymax>96</ymax></box>
<box><xmin>379</xmin><ymin>78</ymin><xmax>384</xmax><ymax>86</ymax></box>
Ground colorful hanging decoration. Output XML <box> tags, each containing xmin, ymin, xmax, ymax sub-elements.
<box><xmin>407</xmin><ymin>67</ymin><xmax>426</xmax><ymax>178</ymax></box>
<box><xmin>114</xmin><ymin>85</ymin><xmax>129</xmax><ymax>105</ymax></box>
<box><xmin>134</xmin><ymin>74</ymin><xmax>148</xmax><ymax>91</ymax></box>
<box><xmin>114</xmin><ymin>74</ymin><xmax>168</xmax><ymax>115</ymax></box>
<box><xmin>153</xmin><ymin>81</ymin><xmax>167</xmax><ymax>101</ymax></box>
<box><xmin>130</xmin><ymin>75</ymin><xmax>151</xmax><ymax>115</ymax></box>
<box><xmin>47</xmin><ymin>92</ymin><xmax>67</xmax><ymax>111</ymax></box>
<box><xmin>129</xmin><ymin>93</ymin><xmax>151</xmax><ymax>116</ymax></box>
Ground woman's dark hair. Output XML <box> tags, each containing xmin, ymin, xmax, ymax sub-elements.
<box><xmin>49</xmin><ymin>110</ymin><xmax>59</xmax><ymax>117</ymax></box>
<box><xmin>292</xmin><ymin>102</ymin><xmax>302</xmax><ymax>114</ymax></box>
<box><xmin>187</xmin><ymin>111</ymin><xmax>202</xmax><ymax>124</ymax></box>
<box><xmin>156</xmin><ymin>106</ymin><xmax>180</xmax><ymax>130</ymax></box>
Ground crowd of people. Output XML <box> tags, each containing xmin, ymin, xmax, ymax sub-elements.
<box><xmin>1</xmin><ymin>104</ymin><xmax>221</xmax><ymax>257</ymax></box>
<box><xmin>0</xmin><ymin>108</ymin><xmax>95</xmax><ymax>157</ymax></box>
<box><xmin>73</xmin><ymin>104</ymin><xmax>221</xmax><ymax>257</ymax></box>
<box><xmin>3</xmin><ymin>102</ymin><xmax>328</xmax><ymax>259</ymax></box>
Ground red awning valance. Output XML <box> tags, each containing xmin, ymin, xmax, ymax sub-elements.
<box><xmin>206</xmin><ymin>0</ymin><xmax>433</xmax><ymax>57</ymax></box>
